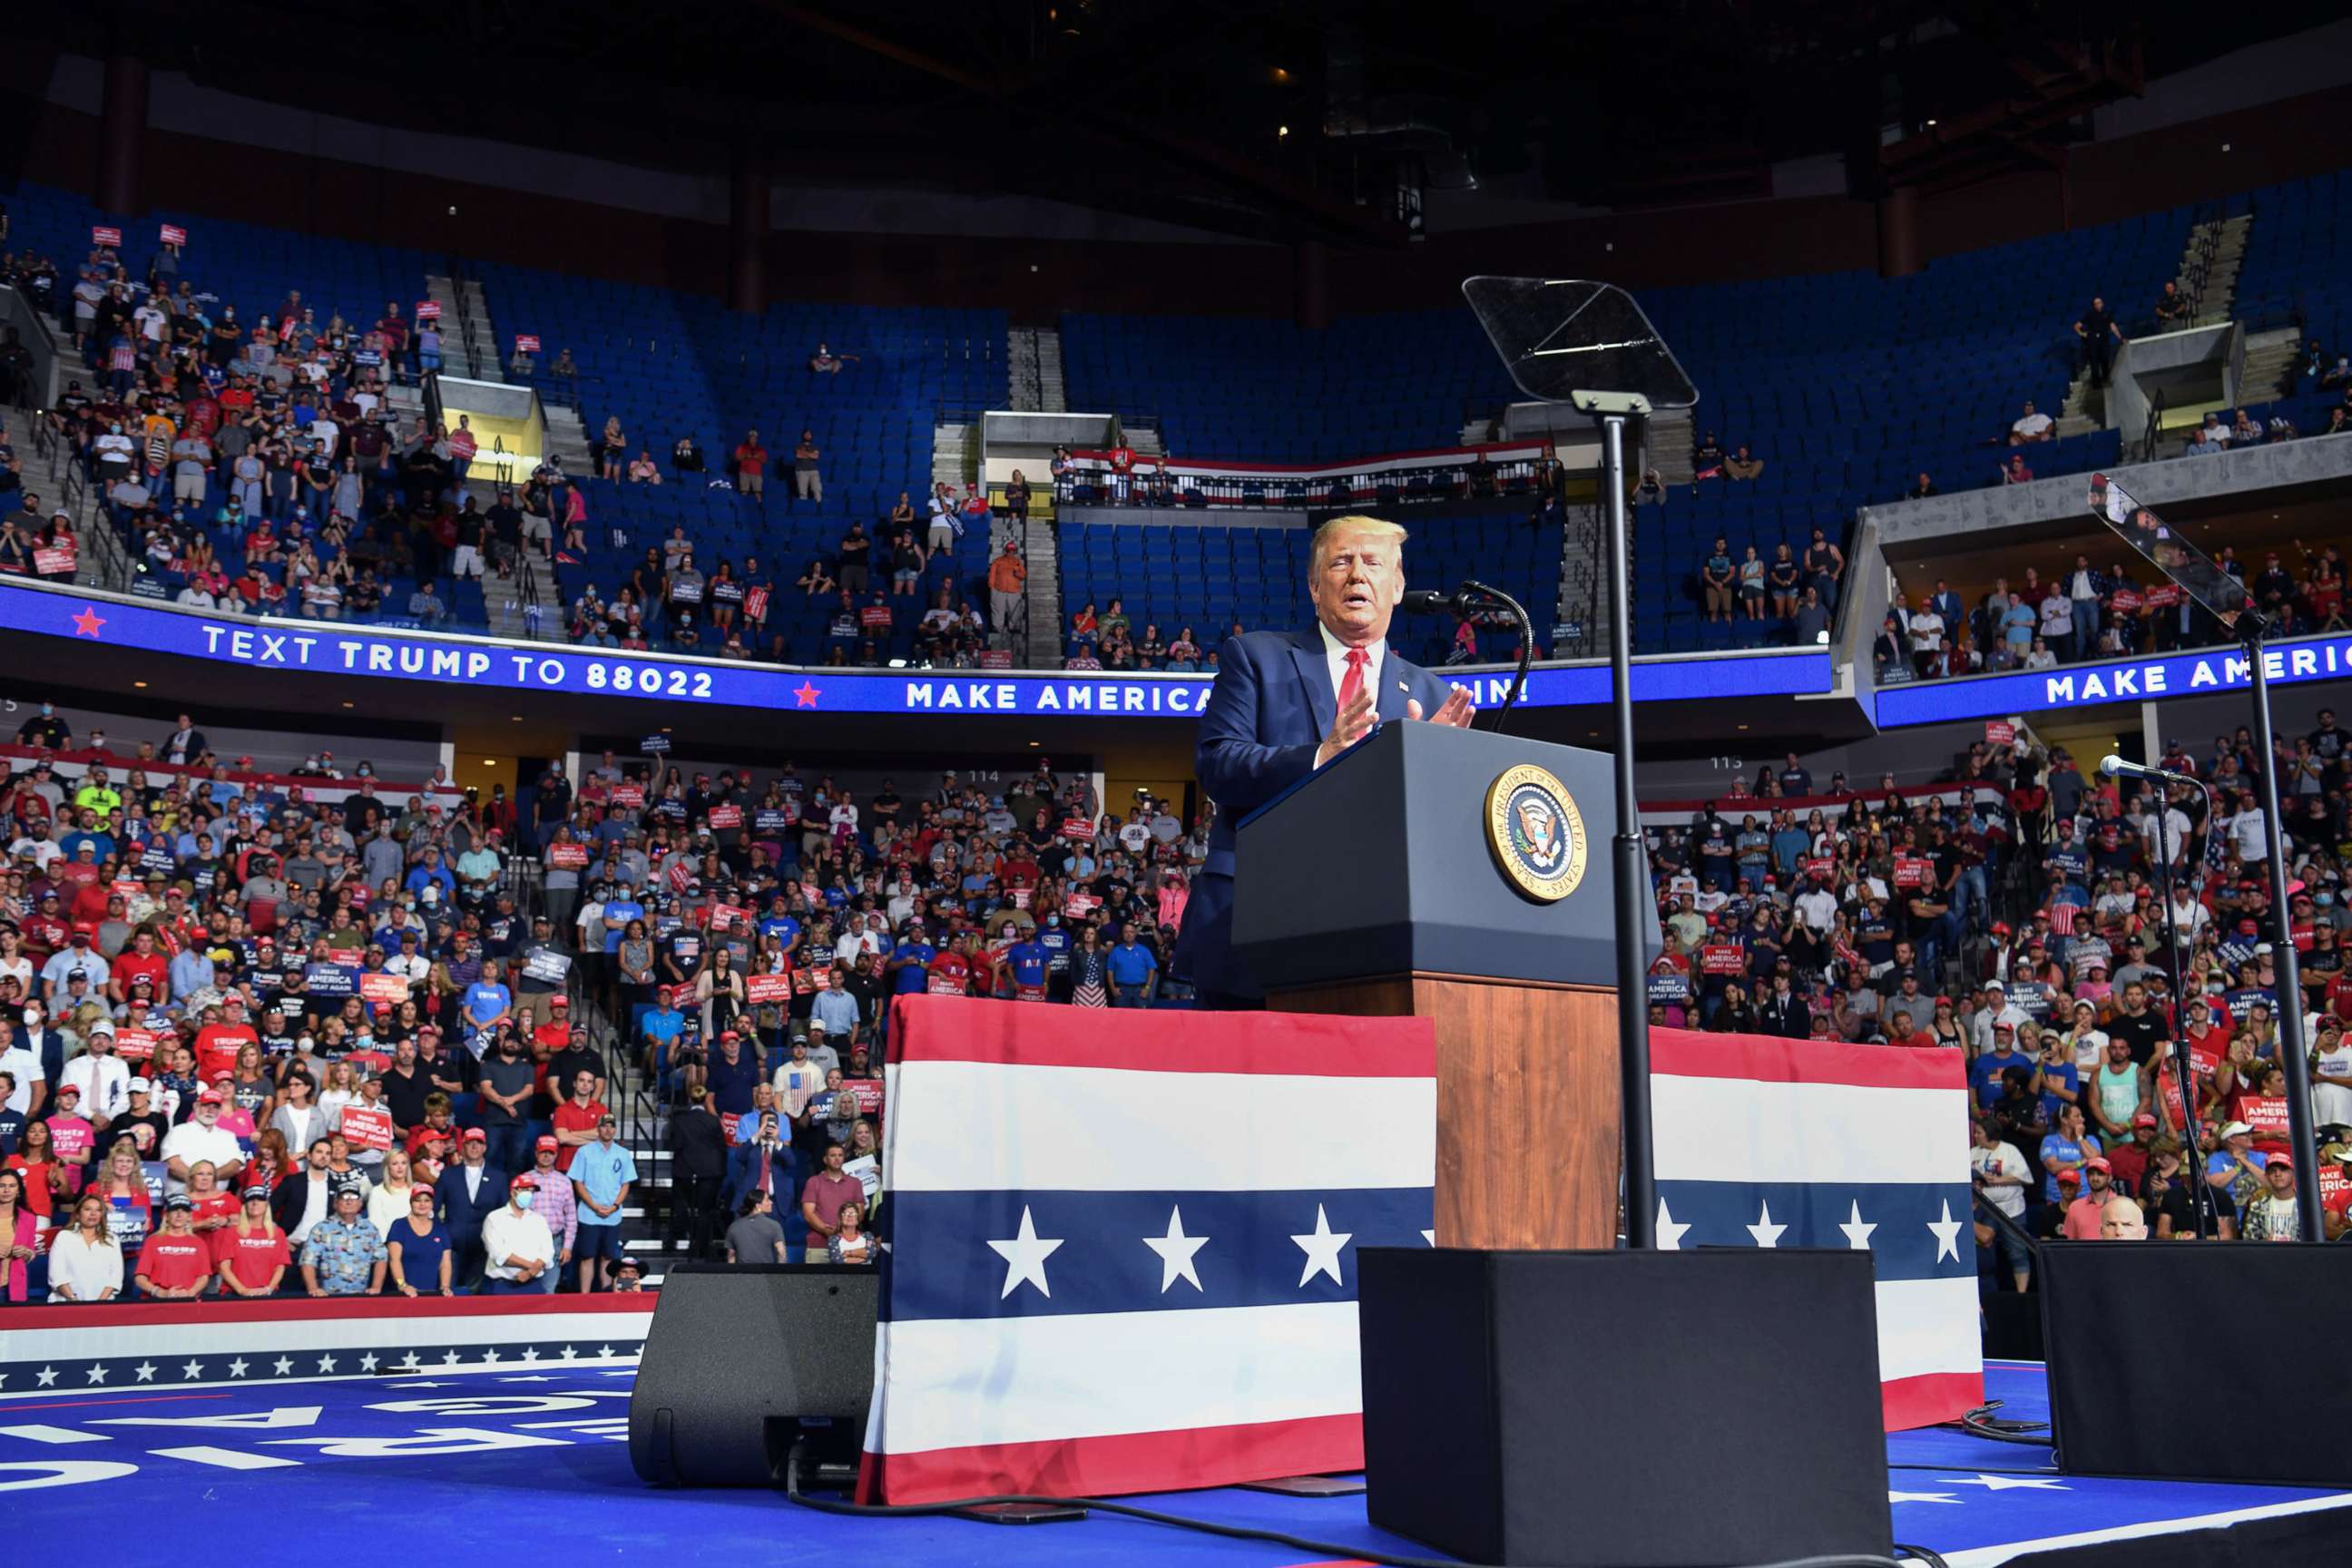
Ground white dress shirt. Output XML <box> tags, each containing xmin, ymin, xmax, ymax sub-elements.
<box><xmin>482</xmin><ymin>1202</ymin><xmax>556</xmax><ymax>1280</ymax></box>
<box><xmin>60</xmin><ymin>1051</ymin><xmax>131</xmax><ymax>1124</ymax></box>
<box><xmin>1313</xmin><ymin>623</ymin><xmax>1387</xmax><ymax>770</ymax></box>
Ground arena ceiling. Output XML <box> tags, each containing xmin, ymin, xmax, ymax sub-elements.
<box><xmin>31</xmin><ymin>2</ymin><xmax>2347</xmax><ymax>244</ymax></box>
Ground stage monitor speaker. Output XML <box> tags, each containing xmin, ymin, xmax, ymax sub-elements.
<box><xmin>2042</xmin><ymin>1241</ymin><xmax>2352</xmax><ymax>1486</ymax></box>
<box><xmin>1358</xmin><ymin>1248</ymin><xmax>1893</xmax><ymax>1568</ymax></box>
<box><xmin>627</xmin><ymin>1263</ymin><xmax>878</xmax><ymax>1487</ymax></box>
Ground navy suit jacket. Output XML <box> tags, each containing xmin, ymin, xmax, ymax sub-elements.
<box><xmin>1173</xmin><ymin>628</ymin><xmax>1455</xmax><ymax>999</ymax></box>
<box><xmin>434</xmin><ymin>1161</ymin><xmax>511</xmax><ymax>1241</ymax></box>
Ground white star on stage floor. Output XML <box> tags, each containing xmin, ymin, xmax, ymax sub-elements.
<box><xmin>358</xmin><ymin>1354</ymin><xmax>378</xmax><ymax>1372</ymax></box>
<box><xmin>595</xmin><ymin>1345</ymin><xmax>615</xmax><ymax>1359</ymax></box>
<box><xmin>1746</xmin><ymin>1200</ymin><xmax>1787</xmax><ymax>1249</ymax></box>
<box><xmin>1927</xmin><ymin>1199</ymin><xmax>1965</xmax><ymax>1263</ymax></box>
<box><xmin>1654</xmin><ymin>1198</ymin><xmax>1691</xmax><ymax>1250</ymax></box>
<box><xmin>398</xmin><ymin>1352</ymin><xmax>423</xmax><ymax>1369</ymax></box>
<box><xmin>557</xmin><ymin>1346</ymin><xmax>578</xmax><ymax>1361</ymax></box>
<box><xmin>183</xmin><ymin>1360</ymin><xmax>206</xmax><ymax>1380</ymax></box>
<box><xmin>482</xmin><ymin>1348</ymin><xmax>502</xmax><ymax>1365</ymax></box>
<box><xmin>227</xmin><ymin>1359</ymin><xmax>250</xmax><ymax>1378</ymax></box>
<box><xmin>133</xmin><ymin>1362</ymin><xmax>157</xmax><ymax>1383</ymax></box>
<box><xmin>316</xmin><ymin>1354</ymin><xmax>338</xmax><ymax>1374</ymax></box>
<box><xmin>85</xmin><ymin>1364</ymin><xmax>109</xmax><ymax>1384</ymax></box>
<box><xmin>1839</xmin><ymin>1200</ymin><xmax>1878</xmax><ymax>1250</ymax></box>
<box><xmin>444</xmin><ymin>1349</ymin><xmax>465</xmax><ymax>1366</ymax></box>
<box><xmin>1290</xmin><ymin>1204</ymin><xmax>1352</xmax><ymax>1287</ymax></box>
<box><xmin>1142</xmin><ymin>1206</ymin><xmax>1209</xmax><ymax>1293</ymax></box>
<box><xmin>1944</xmin><ymin>1473</ymin><xmax>2070</xmax><ymax>1491</ymax></box>
<box><xmin>35</xmin><ymin>1367</ymin><xmax>58</xmax><ymax>1387</ymax></box>
<box><xmin>272</xmin><ymin>1357</ymin><xmax>294</xmax><ymax>1376</ymax></box>
<box><xmin>519</xmin><ymin>1347</ymin><xmax>541</xmax><ymax>1363</ymax></box>
<box><xmin>1887</xmin><ymin>1490</ymin><xmax>1962</xmax><ymax>1505</ymax></box>
<box><xmin>987</xmin><ymin>1206</ymin><xmax>1065</xmax><ymax>1299</ymax></box>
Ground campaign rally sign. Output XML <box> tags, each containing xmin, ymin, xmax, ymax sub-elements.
<box><xmin>2144</xmin><ymin>583</ymin><xmax>2182</xmax><ymax>608</ymax></box>
<box><xmin>515</xmin><ymin>333</ymin><xmax>542</xmax><ymax>353</ymax></box>
<box><xmin>1064</xmin><ymin>892</ymin><xmax>1098</xmax><ymax>916</ymax></box>
<box><xmin>1647</xmin><ymin>972</ymin><xmax>1691</xmax><ymax>1004</ymax></box>
<box><xmin>708</xmin><ymin>803</ymin><xmax>743</xmax><ymax>829</ymax></box>
<box><xmin>859</xmin><ymin>605</ymin><xmax>892</xmax><ymax>630</ymax></box>
<box><xmin>1801</xmin><ymin>856</ymin><xmax>1836</xmax><ymax>879</ymax></box>
<box><xmin>416</xmin><ymin>299</ymin><xmax>442</xmax><ymax>320</ymax></box>
<box><xmin>93</xmin><ymin>225</ymin><xmax>122</xmax><ymax>248</ymax></box>
<box><xmin>522</xmin><ymin>950</ymin><xmax>572</xmax><ymax>986</ymax></box>
<box><xmin>34</xmin><ymin>545</ymin><xmax>76</xmax><ymax>578</ymax></box>
<box><xmin>1699</xmin><ymin>944</ymin><xmax>1746</xmax><ymax>976</ymax></box>
<box><xmin>113</xmin><ymin>1027</ymin><xmax>159</xmax><ymax>1063</ymax></box>
<box><xmin>2243</xmin><ymin>1095</ymin><xmax>2291</xmax><ymax>1141</ymax></box>
<box><xmin>1984</xmin><ymin>720</ymin><xmax>2015</xmax><ymax>747</ymax></box>
<box><xmin>159</xmin><ymin>223</ymin><xmax>188</xmax><ymax>246</ymax></box>
<box><xmin>611</xmin><ymin>783</ymin><xmax>646</xmax><ymax>808</ymax></box>
<box><xmin>1062</xmin><ymin>818</ymin><xmax>1095</xmax><ymax>841</ymax></box>
<box><xmin>304</xmin><ymin>962</ymin><xmax>359</xmax><ymax>999</ymax></box>
<box><xmin>710</xmin><ymin>902</ymin><xmax>753</xmax><ymax>932</ymax></box>
<box><xmin>755</xmin><ymin>808</ymin><xmax>794</xmax><ymax>834</ymax></box>
<box><xmin>548</xmin><ymin>842</ymin><xmax>590</xmax><ymax>868</ymax></box>
<box><xmin>641</xmin><ymin>733</ymin><xmax>671</xmax><ymax>754</ymax></box>
<box><xmin>340</xmin><ymin>1105</ymin><xmax>395</xmax><ymax>1152</ymax></box>
<box><xmin>358</xmin><ymin>973</ymin><xmax>410</xmax><ymax>1006</ymax></box>
<box><xmin>746</xmin><ymin>974</ymin><xmax>795</xmax><ymax>1004</ymax></box>
<box><xmin>2108</xmin><ymin>589</ymin><xmax>2141</xmax><ymax>614</ymax></box>
<box><xmin>1893</xmin><ymin>857</ymin><xmax>1932</xmax><ymax>889</ymax></box>
<box><xmin>846</xmin><ymin>1079</ymin><xmax>886</xmax><ymax>1117</ymax></box>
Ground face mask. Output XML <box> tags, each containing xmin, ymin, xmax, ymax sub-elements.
<box><xmin>2322</xmin><ymin>895</ymin><xmax>2337</xmax><ymax>908</ymax></box>
<box><xmin>513</xmin><ymin>1192</ymin><xmax>531</xmax><ymax>1209</ymax></box>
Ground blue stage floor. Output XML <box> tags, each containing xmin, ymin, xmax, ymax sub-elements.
<box><xmin>2</xmin><ymin>1358</ymin><xmax>2345</xmax><ymax>1564</ymax></box>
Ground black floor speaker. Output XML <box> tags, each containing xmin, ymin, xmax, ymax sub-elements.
<box><xmin>1358</xmin><ymin>1248</ymin><xmax>1894</xmax><ymax>1568</ymax></box>
<box><xmin>626</xmin><ymin>1263</ymin><xmax>879</xmax><ymax>1486</ymax></box>
<box><xmin>2041</xmin><ymin>1241</ymin><xmax>2352</xmax><ymax>1486</ymax></box>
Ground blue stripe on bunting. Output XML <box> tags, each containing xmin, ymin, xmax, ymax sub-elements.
<box><xmin>1654</xmin><ymin>1180</ymin><xmax>1979</xmax><ymax>1280</ymax></box>
<box><xmin>883</xmin><ymin>1186</ymin><xmax>1435</xmax><ymax>1322</ymax></box>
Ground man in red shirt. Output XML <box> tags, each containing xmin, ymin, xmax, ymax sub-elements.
<box><xmin>194</xmin><ymin>996</ymin><xmax>260</xmax><ymax>1082</ymax></box>
<box><xmin>212</xmin><ymin>1186</ymin><xmax>291</xmax><ymax>1297</ymax></box>
<box><xmin>550</xmin><ymin>1069</ymin><xmax>607</xmax><ymax>1174</ymax></box>
<box><xmin>2061</xmin><ymin>1159</ymin><xmax>2121</xmax><ymax>1239</ymax></box>
<box><xmin>733</xmin><ymin>429</ymin><xmax>768</xmax><ymax>501</ymax></box>
<box><xmin>2104</xmin><ymin>1112</ymin><xmax>2161</xmax><ymax>1196</ymax></box>
<box><xmin>110</xmin><ymin>927</ymin><xmax>171</xmax><ymax>1007</ymax></box>
<box><xmin>135</xmin><ymin>1198</ymin><xmax>216</xmax><ymax>1298</ymax></box>
<box><xmin>799</xmin><ymin>1142</ymin><xmax>862</xmax><ymax>1257</ymax></box>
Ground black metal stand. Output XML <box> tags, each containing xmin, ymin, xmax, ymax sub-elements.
<box><xmin>2240</xmin><ymin>619</ymin><xmax>2325</xmax><ymax>1240</ymax></box>
<box><xmin>1599</xmin><ymin>411</ymin><xmax>1657</xmax><ymax>1247</ymax></box>
<box><xmin>1460</xmin><ymin>577</ymin><xmax>1534</xmax><ymax>732</ymax></box>
<box><xmin>2144</xmin><ymin>783</ymin><xmax>2212</xmax><ymax>1238</ymax></box>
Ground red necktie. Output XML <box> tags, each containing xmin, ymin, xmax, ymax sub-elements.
<box><xmin>1337</xmin><ymin>647</ymin><xmax>1367</xmax><ymax>717</ymax></box>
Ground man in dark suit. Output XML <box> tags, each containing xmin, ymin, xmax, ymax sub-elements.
<box><xmin>160</xmin><ymin>712</ymin><xmax>208</xmax><ymax>768</ymax></box>
<box><xmin>1176</xmin><ymin>515</ymin><xmax>1475</xmax><ymax>1005</ymax></box>
<box><xmin>434</xmin><ymin>1128</ymin><xmax>509</xmax><ymax>1288</ymax></box>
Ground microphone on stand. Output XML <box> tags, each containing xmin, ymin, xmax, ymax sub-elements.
<box><xmin>2101</xmin><ymin>754</ymin><xmax>2200</xmax><ymax>787</ymax></box>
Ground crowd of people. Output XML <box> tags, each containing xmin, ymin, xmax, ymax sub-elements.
<box><xmin>0</xmin><ymin>702</ymin><xmax>1208</xmax><ymax>1297</ymax></box>
<box><xmin>1878</xmin><ymin>539</ymin><xmax>2346</xmax><ymax>681</ymax></box>
<box><xmin>562</xmin><ymin>510</ymin><xmax>1021</xmax><ymax>667</ymax></box>
<box><xmin>1642</xmin><ymin>720</ymin><xmax>2352</xmax><ymax>1277</ymax></box>
<box><xmin>3</xmin><ymin>234</ymin><xmax>588</xmax><ymax>622</ymax></box>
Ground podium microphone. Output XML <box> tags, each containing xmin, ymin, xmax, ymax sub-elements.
<box><xmin>1399</xmin><ymin>587</ymin><xmax>1476</xmax><ymax>616</ymax></box>
<box><xmin>2102</xmin><ymin>753</ymin><xmax>2199</xmax><ymax>786</ymax></box>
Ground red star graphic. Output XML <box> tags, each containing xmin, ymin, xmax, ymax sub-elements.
<box><xmin>71</xmin><ymin>606</ymin><xmax>107</xmax><ymax>638</ymax></box>
<box><xmin>793</xmin><ymin>681</ymin><xmax>822</xmax><ymax>709</ymax></box>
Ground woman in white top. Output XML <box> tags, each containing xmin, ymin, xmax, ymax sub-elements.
<box><xmin>318</xmin><ymin>1060</ymin><xmax>362</xmax><ymax>1127</ymax></box>
<box><xmin>0</xmin><ymin>927</ymin><xmax>33</xmax><ymax>995</ymax></box>
<box><xmin>368</xmin><ymin>1149</ymin><xmax>421</xmax><ymax>1235</ymax></box>
<box><xmin>47</xmin><ymin>1193</ymin><xmax>123</xmax><ymax>1302</ymax></box>
<box><xmin>268</xmin><ymin>1068</ymin><xmax>331</xmax><ymax>1156</ymax></box>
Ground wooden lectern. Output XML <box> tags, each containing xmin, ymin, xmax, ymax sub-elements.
<box><xmin>1230</xmin><ymin>722</ymin><xmax>1659</xmax><ymax>1252</ymax></box>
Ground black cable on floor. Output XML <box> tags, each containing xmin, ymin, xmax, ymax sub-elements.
<box><xmin>1892</xmin><ymin>1544</ymin><xmax>1951</xmax><ymax>1568</ymax></box>
<box><xmin>782</xmin><ymin>1443</ymin><xmax>1914</xmax><ymax>1568</ymax></box>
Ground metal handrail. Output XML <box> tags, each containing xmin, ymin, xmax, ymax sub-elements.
<box><xmin>2138</xmin><ymin>388</ymin><xmax>2167</xmax><ymax>463</ymax></box>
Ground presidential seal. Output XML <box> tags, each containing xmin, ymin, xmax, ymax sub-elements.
<box><xmin>1485</xmin><ymin>763</ymin><xmax>1589</xmax><ymax>903</ymax></box>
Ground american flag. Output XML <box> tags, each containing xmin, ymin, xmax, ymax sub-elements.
<box><xmin>858</xmin><ymin>996</ymin><xmax>1436</xmax><ymax>1504</ymax></box>
<box><xmin>1648</xmin><ymin>1027</ymin><xmax>1983</xmax><ymax>1429</ymax></box>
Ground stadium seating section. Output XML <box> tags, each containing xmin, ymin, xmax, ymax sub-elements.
<box><xmin>13</xmin><ymin>166</ymin><xmax>2352</xmax><ymax>659</ymax></box>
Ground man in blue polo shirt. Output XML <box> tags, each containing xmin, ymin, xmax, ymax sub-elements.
<box><xmin>1106</xmin><ymin>921</ymin><xmax>1157</xmax><ymax>1007</ymax></box>
<box><xmin>1970</xmin><ymin>1020</ymin><xmax>2034</xmax><ymax>1112</ymax></box>
<box><xmin>641</xmin><ymin>986</ymin><xmax>687</xmax><ymax>1097</ymax></box>
<box><xmin>885</xmin><ymin>923</ymin><xmax>936</xmax><ymax>996</ymax></box>
<box><xmin>569</xmin><ymin>1112</ymin><xmax>638</xmax><ymax>1293</ymax></box>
